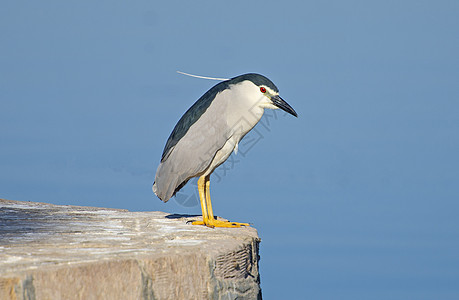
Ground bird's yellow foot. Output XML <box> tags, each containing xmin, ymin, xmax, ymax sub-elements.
<box><xmin>191</xmin><ymin>218</ymin><xmax>250</xmax><ymax>228</ymax></box>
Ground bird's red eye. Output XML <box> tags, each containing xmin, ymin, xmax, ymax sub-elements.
<box><xmin>260</xmin><ymin>87</ymin><xmax>267</xmax><ymax>93</ymax></box>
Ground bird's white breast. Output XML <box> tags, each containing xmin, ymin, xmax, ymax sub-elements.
<box><xmin>201</xmin><ymin>81</ymin><xmax>267</xmax><ymax>175</ymax></box>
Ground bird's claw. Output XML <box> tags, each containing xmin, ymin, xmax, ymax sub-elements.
<box><xmin>190</xmin><ymin>218</ymin><xmax>249</xmax><ymax>228</ymax></box>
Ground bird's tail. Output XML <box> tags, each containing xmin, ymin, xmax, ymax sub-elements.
<box><xmin>152</xmin><ymin>181</ymin><xmax>166</xmax><ymax>202</ymax></box>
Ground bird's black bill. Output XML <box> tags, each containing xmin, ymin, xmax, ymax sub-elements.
<box><xmin>271</xmin><ymin>95</ymin><xmax>298</xmax><ymax>117</ymax></box>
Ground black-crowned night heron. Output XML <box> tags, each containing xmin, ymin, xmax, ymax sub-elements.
<box><xmin>153</xmin><ymin>73</ymin><xmax>297</xmax><ymax>228</ymax></box>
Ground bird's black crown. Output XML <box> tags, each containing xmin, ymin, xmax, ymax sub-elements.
<box><xmin>228</xmin><ymin>73</ymin><xmax>279</xmax><ymax>93</ymax></box>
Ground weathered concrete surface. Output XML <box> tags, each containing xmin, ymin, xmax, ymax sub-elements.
<box><xmin>0</xmin><ymin>199</ymin><xmax>261</xmax><ymax>300</ymax></box>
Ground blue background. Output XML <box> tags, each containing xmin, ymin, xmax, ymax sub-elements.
<box><xmin>1</xmin><ymin>1</ymin><xmax>459</xmax><ymax>299</ymax></box>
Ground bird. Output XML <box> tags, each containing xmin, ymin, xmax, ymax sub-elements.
<box><xmin>153</xmin><ymin>73</ymin><xmax>297</xmax><ymax>228</ymax></box>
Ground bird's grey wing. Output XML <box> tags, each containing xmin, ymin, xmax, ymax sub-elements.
<box><xmin>160</xmin><ymin>80</ymin><xmax>229</xmax><ymax>162</ymax></box>
<box><xmin>153</xmin><ymin>91</ymin><xmax>233</xmax><ymax>202</ymax></box>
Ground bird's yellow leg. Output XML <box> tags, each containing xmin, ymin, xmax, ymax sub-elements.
<box><xmin>203</xmin><ymin>175</ymin><xmax>250</xmax><ymax>228</ymax></box>
<box><xmin>204</xmin><ymin>175</ymin><xmax>214</xmax><ymax>220</ymax></box>
<box><xmin>191</xmin><ymin>176</ymin><xmax>209</xmax><ymax>226</ymax></box>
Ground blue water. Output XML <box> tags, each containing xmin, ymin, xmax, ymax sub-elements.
<box><xmin>1</xmin><ymin>1</ymin><xmax>459</xmax><ymax>299</ymax></box>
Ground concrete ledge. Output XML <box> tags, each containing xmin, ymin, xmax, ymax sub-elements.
<box><xmin>0</xmin><ymin>199</ymin><xmax>261</xmax><ymax>300</ymax></box>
